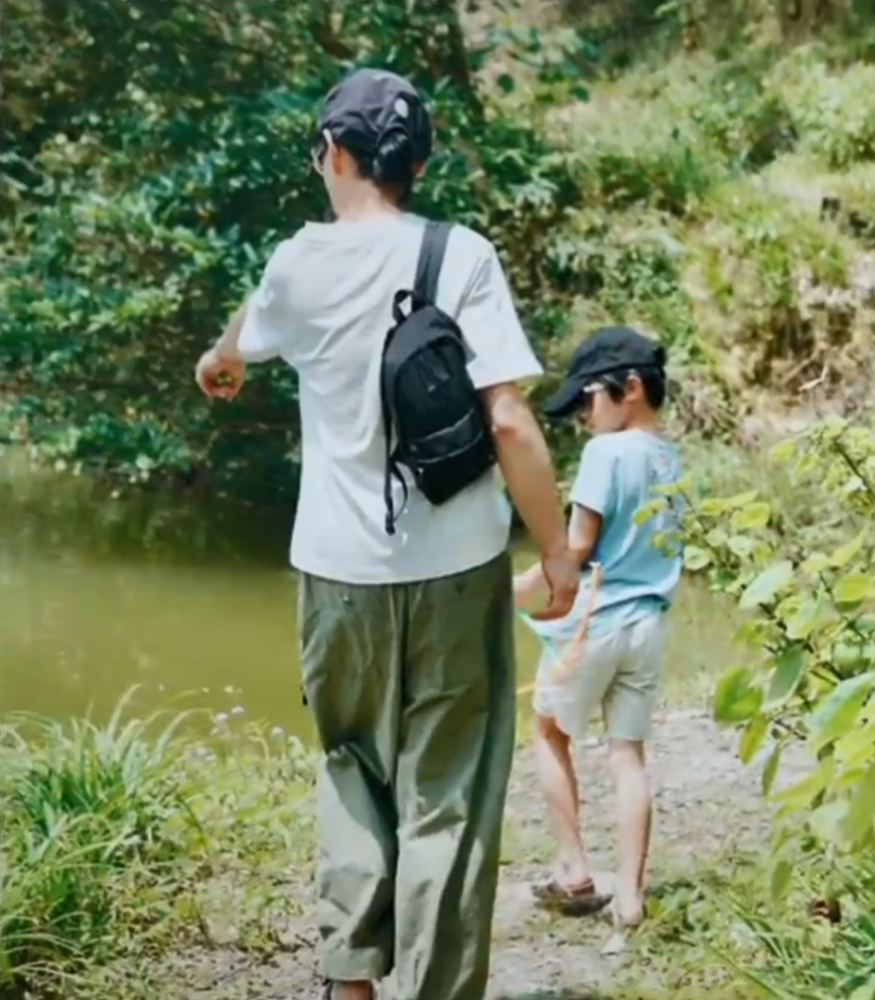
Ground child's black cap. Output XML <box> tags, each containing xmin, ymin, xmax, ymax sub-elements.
<box><xmin>542</xmin><ymin>326</ymin><xmax>667</xmax><ymax>419</ymax></box>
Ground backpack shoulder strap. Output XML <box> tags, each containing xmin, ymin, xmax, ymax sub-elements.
<box><xmin>413</xmin><ymin>221</ymin><xmax>452</xmax><ymax>306</ymax></box>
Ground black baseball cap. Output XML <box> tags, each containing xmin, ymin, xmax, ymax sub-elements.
<box><xmin>316</xmin><ymin>68</ymin><xmax>433</xmax><ymax>164</ymax></box>
<box><xmin>542</xmin><ymin>326</ymin><xmax>667</xmax><ymax>419</ymax></box>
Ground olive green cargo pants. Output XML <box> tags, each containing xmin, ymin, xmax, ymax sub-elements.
<box><xmin>299</xmin><ymin>552</ymin><xmax>516</xmax><ymax>1000</ymax></box>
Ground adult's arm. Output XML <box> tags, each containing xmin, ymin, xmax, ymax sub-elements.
<box><xmin>481</xmin><ymin>382</ymin><xmax>567</xmax><ymax>558</ymax></box>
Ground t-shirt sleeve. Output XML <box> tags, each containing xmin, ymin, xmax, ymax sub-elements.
<box><xmin>237</xmin><ymin>239</ymin><xmax>298</xmax><ymax>362</ymax></box>
<box><xmin>455</xmin><ymin>243</ymin><xmax>544</xmax><ymax>389</ymax></box>
<box><xmin>570</xmin><ymin>438</ymin><xmax>616</xmax><ymax>516</ymax></box>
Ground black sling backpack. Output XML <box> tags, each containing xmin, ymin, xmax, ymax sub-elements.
<box><xmin>380</xmin><ymin>220</ymin><xmax>497</xmax><ymax>535</ymax></box>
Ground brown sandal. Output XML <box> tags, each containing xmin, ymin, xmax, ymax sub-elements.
<box><xmin>531</xmin><ymin>876</ymin><xmax>613</xmax><ymax>916</ymax></box>
<box><xmin>321</xmin><ymin>982</ymin><xmax>375</xmax><ymax>999</ymax></box>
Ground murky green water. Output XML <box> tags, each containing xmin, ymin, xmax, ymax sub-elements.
<box><xmin>0</xmin><ymin>454</ymin><xmax>546</xmax><ymax>738</ymax></box>
<box><xmin>1</xmin><ymin>454</ymin><xmax>731</xmax><ymax>739</ymax></box>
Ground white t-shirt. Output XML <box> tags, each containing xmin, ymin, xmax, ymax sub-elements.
<box><xmin>237</xmin><ymin>212</ymin><xmax>543</xmax><ymax>584</ymax></box>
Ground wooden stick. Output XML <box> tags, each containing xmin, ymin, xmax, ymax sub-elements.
<box><xmin>551</xmin><ymin>561</ymin><xmax>602</xmax><ymax>681</ymax></box>
<box><xmin>515</xmin><ymin>563</ymin><xmax>603</xmax><ymax>697</ymax></box>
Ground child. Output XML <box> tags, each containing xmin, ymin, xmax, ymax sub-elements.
<box><xmin>514</xmin><ymin>325</ymin><xmax>682</xmax><ymax>954</ymax></box>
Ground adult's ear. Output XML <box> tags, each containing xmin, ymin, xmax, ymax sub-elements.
<box><xmin>324</xmin><ymin>131</ymin><xmax>344</xmax><ymax>175</ymax></box>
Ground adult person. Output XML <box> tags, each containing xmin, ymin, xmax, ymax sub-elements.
<box><xmin>194</xmin><ymin>68</ymin><xmax>578</xmax><ymax>1000</ymax></box>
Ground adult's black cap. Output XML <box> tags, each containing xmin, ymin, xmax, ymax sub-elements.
<box><xmin>542</xmin><ymin>325</ymin><xmax>667</xmax><ymax>419</ymax></box>
<box><xmin>316</xmin><ymin>68</ymin><xmax>433</xmax><ymax>164</ymax></box>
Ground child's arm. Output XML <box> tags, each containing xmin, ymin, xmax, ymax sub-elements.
<box><xmin>568</xmin><ymin>502</ymin><xmax>601</xmax><ymax>565</ymax></box>
<box><xmin>512</xmin><ymin>502</ymin><xmax>602</xmax><ymax>606</ymax></box>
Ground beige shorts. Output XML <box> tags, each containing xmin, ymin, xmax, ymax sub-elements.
<box><xmin>532</xmin><ymin>611</ymin><xmax>666</xmax><ymax>741</ymax></box>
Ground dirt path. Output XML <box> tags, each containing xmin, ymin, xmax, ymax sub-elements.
<box><xmin>161</xmin><ymin>709</ymin><xmax>808</xmax><ymax>1000</ymax></box>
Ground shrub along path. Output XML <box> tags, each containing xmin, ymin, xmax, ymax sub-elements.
<box><xmin>151</xmin><ymin>709</ymin><xmax>808</xmax><ymax>1000</ymax></box>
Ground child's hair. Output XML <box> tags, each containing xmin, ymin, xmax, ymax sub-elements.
<box><xmin>602</xmin><ymin>366</ymin><xmax>667</xmax><ymax>410</ymax></box>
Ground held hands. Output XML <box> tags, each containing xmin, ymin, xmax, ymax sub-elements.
<box><xmin>513</xmin><ymin>547</ymin><xmax>579</xmax><ymax>622</ymax></box>
<box><xmin>533</xmin><ymin>547</ymin><xmax>579</xmax><ymax>621</ymax></box>
<box><xmin>195</xmin><ymin>347</ymin><xmax>247</xmax><ymax>400</ymax></box>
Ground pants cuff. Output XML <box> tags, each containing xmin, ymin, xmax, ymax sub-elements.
<box><xmin>321</xmin><ymin>945</ymin><xmax>390</xmax><ymax>982</ymax></box>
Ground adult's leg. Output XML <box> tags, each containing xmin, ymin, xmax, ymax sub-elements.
<box><xmin>393</xmin><ymin>553</ymin><xmax>515</xmax><ymax>1000</ymax></box>
<box><xmin>299</xmin><ymin>573</ymin><xmax>403</xmax><ymax>999</ymax></box>
<box><xmin>602</xmin><ymin>612</ymin><xmax>666</xmax><ymax>926</ymax></box>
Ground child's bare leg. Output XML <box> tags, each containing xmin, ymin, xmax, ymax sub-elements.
<box><xmin>534</xmin><ymin>712</ymin><xmax>590</xmax><ymax>886</ymax></box>
<box><xmin>608</xmin><ymin>738</ymin><xmax>650</xmax><ymax>922</ymax></box>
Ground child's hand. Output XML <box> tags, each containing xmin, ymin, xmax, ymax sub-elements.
<box><xmin>513</xmin><ymin>570</ymin><xmax>542</xmax><ymax>608</ymax></box>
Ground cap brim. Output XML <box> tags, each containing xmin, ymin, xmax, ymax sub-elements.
<box><xmin>542</xmin><ymin>379</ymin><xmax>584</xmax><ymax>419</ymax></box>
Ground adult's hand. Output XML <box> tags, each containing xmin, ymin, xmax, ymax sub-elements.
<box><xmin>529</xmin><ymin>548</ymin><xmax>579</xmax><ymax>621</ymax></box>
<box><xmin>195</xmin><ymin>347</ymin><xmax>246</xmax><ymax>400</ymax></box>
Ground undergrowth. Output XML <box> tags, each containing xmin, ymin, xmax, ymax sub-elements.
<box><xmin>525</xmin><ymin>39</ymin><xmax>875</xmax><ymax>440</ymax></box>
<box><xmin>0</xmin><ymin>688</ymin><xmax>314</xmax><ymax>999</ymax></box>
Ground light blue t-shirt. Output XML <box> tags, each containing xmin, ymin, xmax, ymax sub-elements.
<box><xmin>528</xmin><ymin>429</ymin><xmax>683</xmax><ymax>645</ymax></box>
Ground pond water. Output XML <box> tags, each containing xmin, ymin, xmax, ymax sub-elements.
<box><xmin>0</xmin><ymin>454</ymin><xmax>733</xmax><ymax>740</ymax></box>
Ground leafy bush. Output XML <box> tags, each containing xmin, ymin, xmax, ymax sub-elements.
<box><xmin>638</xmin><ymin>416</ymin><xmax>875</xmax><ymax>999</ymax></box>
<box><xmin>568</xmin><ymin>104</ymin><xmax>721</xmax><ymax>216</ymax></box>
<box><xmin>548</xmin><ymin>208</ymin><xmax>698</xmax><ymax>352</ymax></box>
<box><xmin>687</xmin><ymin>178</ymin><xmax>863</xmax><ymax>391</ymax></box>
<box><xmin>717</xmin><ymin>850</ymin><xmax>875</xmax><ymax>1000</ymax></box>
<box><xmin>0</xmin><ymin>689</ymin><xmax>314</xmax><ymax>996</ymax></box>
<box><xmin>0</xmin><ymin>0</ymin><xmax>583</xmax><ymax>503</ymax></box>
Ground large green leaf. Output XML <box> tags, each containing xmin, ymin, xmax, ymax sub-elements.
<box><xmin>739</xmin><ymin>714</ymin><xmax>769</xmax><ymax>764</ymax></box>
<box><xmin>714</xmin><ymin>666</ymin><xmax>763</xmax><ymax>724</ymax></box>
<box><xmin>834</xmin><ymin>572</ymin><xmax>875</xmax><ymax>607</ymax></box>
<box><xmin>844</xmin><ymin>761</ymin><xmax>875</xmax><ymax>845</ymax></box>
<box><xmin>765</xmin><ymin>645</ymin><xmax>805</xmax><ymax>707</ymax></box>
<box><xmin>739</xmin><ymin>561</ymin><xmax>794</xmax><ymax>610</ymax></box>
<box><xmin>762</xmin><ymin>743</ymin><xmax>782</xmax><ymax>795</ymax></box>
<box><xmin>730</xmin><ymin>501</ymin><xmax>771</xmax><ymax>530</ymax></box>
<box><xmin>809</xmin><ymin>672</ymin><xmax>875</xmax><ymax>751</ymax></box>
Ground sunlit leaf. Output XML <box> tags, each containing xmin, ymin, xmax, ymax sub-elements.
<box><xmin>762</xmin><ymin>743</ymin><xmax>782</xmax><ymax>796</ymax></box>
<box><xmin>731</xmin><ymin>502</ymin><xmax>771</xmax><ymax>530</ymax></box>
<box><xmin>699</xmin><ymin>498</ymin><xmax>729</xmax><ymax>516</ymax></box>
<box><xmin>809</xmin><ymin>800</ymin><xmax>848</xmax><ymax>845</ymax></box>
<box><xmin>772</xmin><ymin>758</ymin><xmax>834</xmax><ymax>810</ymax></box>
<box><xmin>809</xmin><ymin>672</ymin><xmax>875</xmax><ymax>751</ymax></box>
<box><xmin>714</xmin><ymin>666</ymin><xmax>763</xmax><ymax>724</ymax></box>
<box><xmin>770</xmin><ymin>857</ymin><xmax>793</xmax><ymax>902</ymax></box>
<box><xmin>724</xmin><ymin>489</ymin><xmax>760</xmax><ymax>508</ymax></box>
<box><xmin>683</xmin><ymin>545</ymin><xmax>712</xmax><ymax>571</ymax></box>
<box><xmin>834</xmin><ymin>572</ymin><xmax>875</xmax><ymax>606</ymax></box>
<box><xmin>739</xmin><ymin>561</ymin><xmax>794</xmax><ymax>610</ymax></box>
<box><xmin>844</xmin><ymin>761</ymin><xmax>875</xmax><ymax>845</ymax></box>
<box><xmin>801</xmin><ymin>551</ymin><xmax>831</xmax><ymax>575</ymax></box>
<box><xmin>830</xmin><ymin>530</ymin><xmax>869</xmax><ymax>569</ymax></box>
<box><xmin>765</xmin><ymin>645</ymin><xmax>805</xmax><ymax>707</ymax></box>
<box><xmin>739</xmin><ymin>714</ymin><xmax>768</xmax><ymax>764</ymax></box>
<box><xmin>727</xmin><ymin>534</ymin><xmax>755</xmax><ymax>558</ymax></box>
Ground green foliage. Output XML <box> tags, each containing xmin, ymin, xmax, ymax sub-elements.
<box><xmin>708</xmin><ymin>850</ymin><xmax>875</xmax><ymax>1000</ymax></box>
<box><xmin>639</xmin><ymin>416</ymin><xmax>875</xmax><ymax>999</ymax></box>
<box><xmin>4</xmin><ymin>1</ymin><xmax>875</xmax><ymax>497</ymax></box>
<box><xmin>0</xmin><ymin>688</ymin><xmax>314</xmax><ymax>996</ymax></box>
<box><xmin>688</xmin><ymin>177</ymin><xmax>860</xmax><ymax>390</ymax></box>
<box><xmin>0</xmin><ymin>0</ymin><xmax>583</xmax><ymax>502</ymax></box>
<box><xmin>634</xmin><ymin>419</ymin><xmax>875</xmax><ymax>995</ymax></box>
<box><xmin>768</xmin><ymin>48</ymin><xmax>875</xmax><ymax>170</ymax></box>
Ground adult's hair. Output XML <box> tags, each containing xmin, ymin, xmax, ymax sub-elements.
<box><xmin>345</xmin><ymin>127</ymin><xmax>417</xmax><ymax>205</ymax></box>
